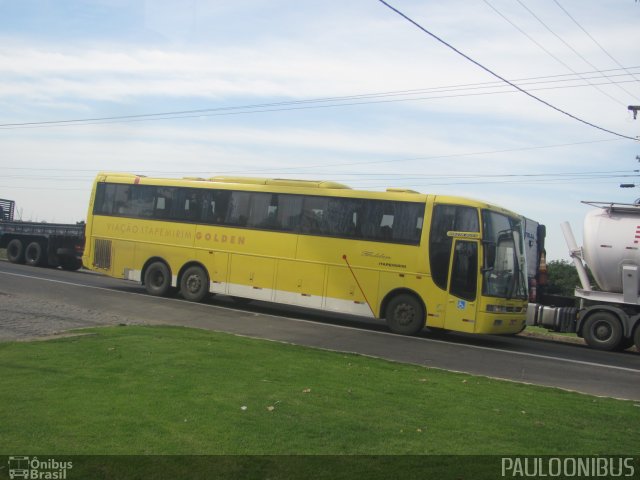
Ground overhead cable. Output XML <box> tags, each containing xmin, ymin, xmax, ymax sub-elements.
<box><xmin>377</xmin><ymin>0</ymin><xmax>638</xmax><ymax>142</ymax></box>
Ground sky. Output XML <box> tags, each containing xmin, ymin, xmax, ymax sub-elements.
<box><xmin>1</xmin><ymin>0</ymin><xmax>639</xmax><ymax>261</ymax></box>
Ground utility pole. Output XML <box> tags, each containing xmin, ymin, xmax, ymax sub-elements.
<box><xmin>621</xmin><ymin>108</ymin><xmax>640</xmax><ymax>189</ymax></box>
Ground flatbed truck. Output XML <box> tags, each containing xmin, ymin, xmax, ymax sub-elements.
<box><xmin>0</xmin><ymin>198</ymin><xmax>84</xmax><ymax>271</ymax></box>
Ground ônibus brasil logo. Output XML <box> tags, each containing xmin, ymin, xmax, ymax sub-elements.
<box><xmin>8</xmin><ymin>456</ymin><xmax>73</xmax><ymax>479</ymax></box>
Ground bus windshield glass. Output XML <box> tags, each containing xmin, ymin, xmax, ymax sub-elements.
<box><xmin>481</xmin><ymin>210</ymin><xmax>526</xmax><ymax>299</ymax></box>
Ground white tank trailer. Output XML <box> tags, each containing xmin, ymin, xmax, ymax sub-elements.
<box><xmin>527</xmin><ymin>201</ymin><xmax>640</xmax><ymax>351</ymax></box>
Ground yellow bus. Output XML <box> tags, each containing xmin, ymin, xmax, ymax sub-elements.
<box><xmin>83</xmin><ymin>172</ymin><xmax>528</xmax><ymax>335</ymax></box>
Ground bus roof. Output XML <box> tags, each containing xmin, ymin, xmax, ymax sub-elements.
<box><xmin>95</xmin><ymin>172</ymin><xmax>521</xmax><ymax>217</ymax></box>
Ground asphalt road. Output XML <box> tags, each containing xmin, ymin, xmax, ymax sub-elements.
<box><xmin>1</xmin><ymin>260</ymin><xmax>639</xmax><ymax>400</ymax></box>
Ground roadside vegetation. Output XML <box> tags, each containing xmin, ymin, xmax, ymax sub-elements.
<box><xmin>545</xmin><ymin>259</ymin><xmax>595</xmax><ymax>297</ymax></box>
<box><xmin>0</xmin><ymin>325</ymin><xmax>637</xmax><ymax>456</ymax></box>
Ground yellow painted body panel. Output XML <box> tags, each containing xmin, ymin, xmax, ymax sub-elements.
<box><xmin>275</xmin><ymin>260</ymin><xmax>326</xmax><ymax>308</ymax></box>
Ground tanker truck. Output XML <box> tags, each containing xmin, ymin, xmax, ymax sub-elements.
<box><xmin>527</xmin><ymin>201</ymin><xmax>640</xmax><ymax>352</ymax></box>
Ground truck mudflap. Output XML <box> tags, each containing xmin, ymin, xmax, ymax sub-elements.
<box><xmin>527</xmin><ymin>304</ymin><xmax>578</xmax><ymax>333</ymax></box>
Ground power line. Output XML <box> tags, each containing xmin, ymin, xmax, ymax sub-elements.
<box><xmin>2</xmin><ymin>173</ymin><xmax>636</xmax><ymax>192</ymax></box>
<box><xmin>552</xmin><ymin>0</ymin><xmax>640</xmax><ymax>93</ymax></box>
<box><xmin>514</xmin><ymin>0</ymin><xmax>637</xmax><ymax>104</ymax></box>
<box><xmin>2</xmin><ymin>169</ymin><xmax>633</xmax><ymax>182</ymax></box>
<box><xmin>0</xmin><ymin>68</ymin><xmax>639</xmax><ymax>130</ymax></box>
<box><xmin>0</xmin><ymin>138</ymin><xmax>625</xmax><ymax>174</ymax></box>
<box><xmin>363</xmin><ymin>175</ymin><xmax>640</xmax><ymax>188</ymax></box>
<box><xmin>377</xmin><ymin>0</ymin><xmax>638</xmax><ymax>142</ymax></box>
<box><xmin>483</xmin><ymin>0</ymin><xmax>631</xmax><ymax>107</ymax></box>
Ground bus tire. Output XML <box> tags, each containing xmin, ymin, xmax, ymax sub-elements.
<box><xmin>25</xmin><ymin>241</ymin><xmax>46</xmax><ymax>266</ymax></box>
<box><xmin>634</xmin><ymin>324</ymin><xmax>640</xmax><ymax>353</ymax></box>
<box><xmin>385</xmin><ymin>293</ymin><xmax>425</xmax><ymax>335</ymax></box>
<box><xmin>144</xmin><ymin>261</ymin><xmax>172</xmax><ymax>297</ymax></box>
<box><xmin>6</xmin><ymin>239</ymin><xmax>25</xmax><ymax>264</ymax></box>
<box><xmin>582</xmin><ymin>311</ymin><xmax>623</xmax><ymax>351</ymax></box>
<box><xmin>180</xmin><ymin>265</ymin><xmax>209</xmax><ymax>302</ymax></box>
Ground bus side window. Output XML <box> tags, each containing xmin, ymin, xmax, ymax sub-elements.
<box><xmin>277</xmin><ymin>194</ymin><xmax>303</xmax><ymax>231</ymax></box>
<box><xmin>393</xmin><ymin>203</ymin><xmax>424</xmax><ymax>244</ymax></box>
<box><xmin>301</xmin><ymin>197</ymin><xmax>328</xmax><ymax>234</ymax></box>
<box><xmin>177</xmin><ymin>188</ymin><xmax>201</xmax><ymax>221</ymax></box>
<box><xmin>94</xmin><ymin>183</ymin><xmax>117</xmax><ymax>215</ymax></box>
<box><xmin>326</xmin><ymin>197</ymin><xmax>359</xmax><ymax>238</ymax></box>
<box><xmin>380</xmin><ymin>214</ymin><xmax>394</xmax><ymax>240</ymax></box>
<box><xmin>202</xmin><ymin>190</ymin><xmax>231</xmax><ymax>225</ymax></box>
<box><xmin>226</xmin><ymin>191</ymin><xmax>251</xmax><ymax>227</ymax></box>
<box><xmin>247</xmin><ymin>193</ymin><xmax>276</xmax><ymax>229</ymax></box>
<box><xmin>154</xmin><ymin>187</ymin><xmax>177</xmax><ymax>219</ymax></box>
<box><xmin>133</xmin><ymin>185</ymin><xmax>155</xmax><ymax>218</ymax></box>
<box><xmin>113</xmin><ymin>185</ymin><xmax>131</xmax><ymax>215</ymax></box>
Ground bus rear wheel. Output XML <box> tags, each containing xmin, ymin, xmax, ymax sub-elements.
<box><xmin>180</xmin><ymin>265</ymin><xmax>209</xmax><ymax>302</ymax></box>
<box><xmin>385</xmin><ymin>294</ymin><xmax>425</xmax><ymax>335</ymax></box>
<box><xmin>6</xmin><ymin>239</ymin><xmax>25</xmax><ymax>264</ymax></box>
<box><xmin>582</xmin><ymin>311</ymin><xmax>623</xmax><ymax>351</ymax></box>
<box><xmin>144</xmin><ymin>261</ymin><xmax>172</xmax><ymax>297</ymax></box>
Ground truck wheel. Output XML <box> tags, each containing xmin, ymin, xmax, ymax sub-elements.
<box><xmin>582</xmin><ymin>312</ymin><xmax>623</xmax><ymax>351</ymax></box>
<box><xmin>25</xmin><ymin>241</ymin><xmax>46</xmax><ymax>266</ymax></box>
<box><xmin>60</xmin><ymin>256</ymin><xmax>82</xmax><ymax>271</ymax></box>
<box><xmin>180</xmin><ymin>265</ymin><xmax>209</xmax><ymax>302</ymax></box>
<box><xmin>6</xmin><ymin>239</ymin><xmax>25</xmax><ymax>264</ymax></box>
<box><xmin>634</xmin><ymin>325</ymin><xmax>640</xmax><ymax>353</ymax></box>
<box><xmin>144</xmin><ymin>261</ymin><xmax>172</xmax><ymax>296</ymax></box>
<box><xmin>619</xmin><ymin>337</ymin><xmax>634</xmax><ymax>351</ymax></box>
<box><xmin>385</xmin><ymin>294</ymin><xmax>425</xmax><ymax>335</ymax></box>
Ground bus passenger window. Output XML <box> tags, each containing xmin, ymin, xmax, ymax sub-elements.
<box><xmin>301</xmin><ymin>197</ymin><xmax>328</xmax><ymax>234</ymax></box>
<box><xmin>247</xmin><ymin>193</ymin><xmax>276</xmax><ymax>229</ymax></box>
<box><xmin>94</xmin><ymin>183</ymin><xmax>117</xmax><ymax>215</ymax></box>
<box><xmin>202</xmin><ymin>190</ymin><xmax>231</xmax><ymax>225</ymax></box>
<box><xmin>276</xmin><ymin>194</ymin><xmax>303</xmax><ymax>231</ymax></box>
<box><xmin>380</xmin><ymin>214</ymin><xmax>394</xmax><ymax>240</ymax></box>
<box><xmin>226</xmin><ymin>191</ymin><xmax>251</xmax><ymax>226</ymax></box>
<box><xmin>177</xmin><ymin>189</ymin><xmax>201</xmax><ymax>221</ymax></box>
<box><xmin>113</xmin><ymin>185</ymin><xmax>131</xmax><ymax>214</ymax></box>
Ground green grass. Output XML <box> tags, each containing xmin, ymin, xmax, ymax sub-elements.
<box><xmin>0</xmin><ymin>326</ymin><xmax>637</xmax><ymax>455</ymax></box>
<box><xmin>521</xmin><ymin>325</ymin><xmax>582</xmax><ymax>339</ymax></box>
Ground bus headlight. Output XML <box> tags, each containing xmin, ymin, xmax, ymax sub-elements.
<box><xmin>486</xmin><ymin>305</ymin><xmax>525</xmax><ymax>313</ymax></box>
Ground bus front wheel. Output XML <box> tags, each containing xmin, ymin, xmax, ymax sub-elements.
<box><xmin>144</xmin><ymin>261</ymin><xmax>172</xmax><ymax>297</ymax></box>
<box><xmin>180</xmin><ymin>265</ymin><xmax>209</xmax><ymax>302</ymax></box>
<box><xmin>385</xmin><ymin>294</ymin><xmax>425</xmax><ymax>335</ymax></box>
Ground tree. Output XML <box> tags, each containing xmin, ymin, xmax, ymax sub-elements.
<box><xmin>545</xmin><ymin>259</ymin><xmax>597</xmax><ymax>297</ymax></box>
<box><xmin>546</xmin><ymin>260</ymin><xmax>582</xmax><ymax>297</ymax></box>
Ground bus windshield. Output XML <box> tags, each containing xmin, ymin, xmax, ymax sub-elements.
<box><xmin>481</xmin><ymin>210</ymin><xmax>526</xmax><ymax>300</ymax></box>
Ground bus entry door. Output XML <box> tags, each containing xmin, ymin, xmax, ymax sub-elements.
<box><xmin>444</xmin><ymin>239</ymin><xmax>479</xmax><ymax>333</ymax></box>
